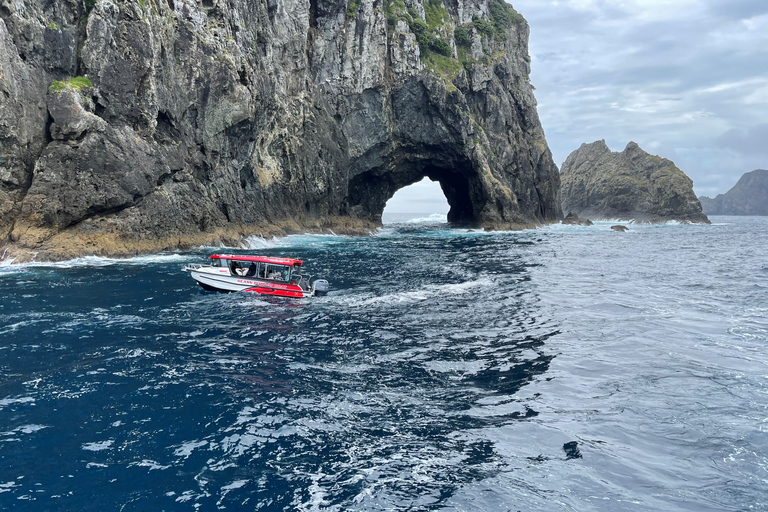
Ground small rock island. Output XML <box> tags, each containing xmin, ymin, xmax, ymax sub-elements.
<box><xmin>560</xmin><ymin>140</ymin><xmax>709</xmax><ymax>224</ymax></box>
<box><xmin>699</xmin><ymin>170</ymin><xmax>768</xmax><ymax>216</ymax></box>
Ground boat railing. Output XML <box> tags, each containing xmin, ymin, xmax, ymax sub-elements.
<box><xmin>291</xmin><ymin>273</ymin><xmax>312</xmax><ymax>290</ymax></box>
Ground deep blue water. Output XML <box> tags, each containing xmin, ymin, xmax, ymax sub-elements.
<box><xmin>1</xmin><ymin>215</ymin><xmax>767</xmax><ymax>511</ymax></box>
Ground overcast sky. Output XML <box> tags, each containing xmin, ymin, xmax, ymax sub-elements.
<box><xmin>386</xmin><ymin>0</ymin><xmax>768</xmax><ymax>213</ymax></box>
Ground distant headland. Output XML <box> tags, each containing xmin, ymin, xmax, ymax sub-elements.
<box><xmin>699</xmin><ymin>170</ymin><xmax>768</xmax><ymax>216</ymax></box>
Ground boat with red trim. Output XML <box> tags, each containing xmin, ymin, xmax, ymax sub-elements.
<box><xmin>183</xmin><ymin>254</ymin><xmax>329</xmax><ymax>297</ymax></box>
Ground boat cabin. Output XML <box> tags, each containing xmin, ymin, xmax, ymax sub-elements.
<box><xmin>210</xmin><ymin>254</ymin><xmax>303</xmax><ymax>283</ymax></box>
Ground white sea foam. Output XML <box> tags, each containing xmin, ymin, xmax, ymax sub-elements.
<box><xmin>0</xmin><ymin>481</ymin><xmax>20</xmax><ymax>493</ymax></box>
<box><xmin>0</xmin><ymin>321</ymin><xmax>44</xmax><ymax>336</ymax></box>
<box><xmin>334</xmin><ymin>278</ymin><xmax>493</xmax><ymax>307</ymax></box>
<box><xmin>404</xmin><ymin>213</ymin><xmax>448</xmax><ymax>224</ymax></box>
<box><xmin>128</xmin><ymin>460</ymin><xmax>170</xmax><ymax>471</ymax></box>
<box><xmin>0</xmin><ymin>397</ymin><xmax>35</xmax><ymax>410</ymax></box>
<box><xmin>81</xmin><ymin>440</ymin><xmax>114</xmax><ymax>451</ymax></box>
<box><xmin>13</xmin><ymin>424</ymin><xmax>48</xmax><ymax>435</ymax></box>
<box><xmin>173</xmin><ymin>440</ymin><xmax>209</xmax><ymax>458</ymax></box>
<box><xmin>295</xmin><ymin>472</ymin><xmax>334</xmax><ymax>512</ymax></box>
<box><xmin>0</xmin><ymin>253</ymin><xmax>189</xmax><ymax>272</ymax></box>
<box><xmin>221</xmin><ymin>479</ymin><xmax>249</xmax><ymax>491</ymax></box>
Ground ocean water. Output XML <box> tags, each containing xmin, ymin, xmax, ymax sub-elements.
<box><xmin>1</xmin><ymin>215</ymin><xmax>766</xmax><ymax>511</ymax></box>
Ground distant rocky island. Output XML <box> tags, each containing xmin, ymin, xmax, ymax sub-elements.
<box><xmin>560</xmin><ymin>140</ymin><xmax>709</xmax><ymax>224</ymax></box>
<box><xmin>699</xmin><ymin>170</ymin><xmax>768</xmax><ymax>216</ymax></box>
<box><xmin>0</xmin><ymin>0</ymin><xmax>562</xmax><ymax>262</ymax></box>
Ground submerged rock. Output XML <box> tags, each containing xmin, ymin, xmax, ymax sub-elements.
<box><xmin>560</xmin><ymin>141</ymin><xmax>709</xmax><ymax>224</ymax></box>
<box><xmin>699</xmin><ymin>170</ymin><xmax>768</xmax><ymax>215</ymax></box>
<box><xmin>611</xmin><ymin>225</ymin><xmax>628</xmax><ymax>232</ymax></box>
<box><xmin>0</xmin><ymin>0</ymin><xmax>561</xmax><ymax>261</ymax></box>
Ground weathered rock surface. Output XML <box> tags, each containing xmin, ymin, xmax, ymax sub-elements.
<box><xmin>699</xmin><ymin>170</ymin><xmax>768</xmax><ymax>215</ymax></box>
<box><xmin>560</xmin><ymin>140</ymin><xmax>709</xmax><ymax>223</ymax></box>
<box><xmin>561</xmin><ymin>211</ymin><xmax>592</xmax><ymax>226</ymax></box>
<box><xmin>0</xmin><ymin>0</ymin><xmax>561</xmax><ymax>261</ymax></box>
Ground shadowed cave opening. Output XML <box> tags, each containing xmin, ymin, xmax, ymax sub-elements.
<box><xmin>347</xmin><ymin>161</ymin><xmax>482</xmax><ymax>226</ymax></box>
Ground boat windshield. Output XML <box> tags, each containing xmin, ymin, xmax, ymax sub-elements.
<box><xmin>221</xmin><ymin>259</ymin><xmax>292</xmax><ymax>280</ymax></box>
<box><xmin>264</xmin><ymin>265</ymin><xmax>290</xmax><ymax>281</ymax></box>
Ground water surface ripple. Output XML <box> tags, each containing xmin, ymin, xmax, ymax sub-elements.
<box><xmin>1</xmin><ymin>216</ymin><xmax>766</xmax><ymax>511</ymax></box>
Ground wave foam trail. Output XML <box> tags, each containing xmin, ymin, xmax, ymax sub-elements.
<box><xmin>405</xmin><ymin>213</ymin><xmax>448</xmax><ymax>224</ymax></box>
<box><xmin>332</xmin><ymin>278</ymin><xmax>494</xmax><ymax>307</ymax></box>
<box><xmin>0</xmin><ymin>253</ymin><xmax>188</xmax><ymax>272</ymax></box>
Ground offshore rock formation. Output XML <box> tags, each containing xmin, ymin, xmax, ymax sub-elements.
<box><xmin>699</xmin><ymin>170</ymin><xmax>768</xmax><ymax>215</ymax></box>
<box><xmin>0</xmin><ymin>0</ymin><xmax>561</xmax><ymax>261</ymax></box>
<box><xmin>561</xmin><ymin>211</ymin><xmax>592</xmax><ymax>226</ymax></box>
<box><xmin>560</xmin><ymin>140</ymin><xmax>709</xmax><ymax>223</ymax></box>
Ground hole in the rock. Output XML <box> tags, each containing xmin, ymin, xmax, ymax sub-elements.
<box><xmin>347</xmin><ymin>161</ymin><xmax>480</xmax><ymax>227</ymax></box>
<box><xmin>382</xmin><ymin>177</ymin><xmax>449</xmax><ymax>224</ymax></box>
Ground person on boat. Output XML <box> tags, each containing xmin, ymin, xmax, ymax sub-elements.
<box><xmin>246</xmin><ymin>262</ymin><xmax>258</xmax><ymax>277</ymax></box>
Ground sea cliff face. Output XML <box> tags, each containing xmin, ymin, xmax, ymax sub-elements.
<box><xmin>0</xmin><ymin>0</ymin><xmax>561</xmax><ymax>261</ymax></box>
<box><xmin>699</xmin><ymin>170</ymin><xmax>768</xmax><ymax>216</ymax></box>
<box><xmin>560</xmin><ymin>140</ymin><xmax>709</xmax><ymax>224</ymax></box>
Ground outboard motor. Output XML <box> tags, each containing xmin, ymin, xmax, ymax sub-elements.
<box><xmin>311</xmin><ymin>279</ymin><xmax>329</xmax><ymax>297</ymax></box>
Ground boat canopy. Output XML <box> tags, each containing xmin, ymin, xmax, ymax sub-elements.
<box><xmin>209</xmin><ymin>254</ymin><xmax>303</xmax><ymax>266</ymax></box>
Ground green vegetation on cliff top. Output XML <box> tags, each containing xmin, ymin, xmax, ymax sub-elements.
<box><xmin>380</xmin><ymin>0</ymin><xmax>526</xmax><ymax>79</ymax></box>
<box><xmin>48</xmin><ymin>76</ymin><xmax>93</xmax><ymax>93</ymax></box>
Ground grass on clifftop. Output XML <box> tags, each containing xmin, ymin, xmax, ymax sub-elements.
<box><xmin>49</xmin><ymin>76</ymin><xmax>93</xmax><ymax>93</ymax></box>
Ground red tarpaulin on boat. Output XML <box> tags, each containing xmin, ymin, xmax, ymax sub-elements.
<box><xmin>209</xmin><ymin>255</ymin><xmax>303</xmax><ymax>266</ymax></box>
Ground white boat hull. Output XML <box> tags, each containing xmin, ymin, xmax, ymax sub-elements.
<box><xmin>190</xmin><ymin>270</ymin><xmax>254</xmax><ymax>292</ymax></box>
<box><xmin>188</xmin><ymin>269</ymin><xmax>313</xmax><ymax>297</ymax></box>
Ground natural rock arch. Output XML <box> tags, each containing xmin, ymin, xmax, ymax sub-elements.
<box><xmin>346</xmin><ymin>152</ymin><xmax>479</xmax><ymax>225</ymax></box>
<box><xmin>337</xmin><ymin>77</ymin><xmax>560</xmax><ymax>228</ymax></box>
<box><xmin>0</xmin><ymin>0</ymin><xmax>563</xmax><ymax>262</ymax></box>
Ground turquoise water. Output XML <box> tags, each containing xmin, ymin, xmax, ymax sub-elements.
<box><xmin>1</xmin><ymin>216</ymin><xmax>766</xmax><ymax>510</ymax></box>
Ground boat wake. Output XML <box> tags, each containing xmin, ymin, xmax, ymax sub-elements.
<box><xmin>330</xmin><ymin>278</ymin><xmax>495</xmax><ymax>308</ymax></box>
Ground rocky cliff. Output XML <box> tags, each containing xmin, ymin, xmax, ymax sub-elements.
<box><xmin>699</xmin><ymin>170</ymin><xmax>768</xmax><ymax>216</ymax></box>
<box><xmin>560</xmin><ymin>140</ymin><xmax>709</xmax><ymax>223</ymax></box>
<box><xmin>0</xmin><ymin>0</ymin><xmax>561</xmax><ymax>261</ymax></box>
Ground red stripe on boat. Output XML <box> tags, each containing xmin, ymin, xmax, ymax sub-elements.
<box><xmin>244</xmin><ymin>287</ymin><xmax>305</xmax><ymax>297</ymax></box>
<box><xmin>210</xmin><ymin>254</ymin><xmax>303</xmax><ymax>266</ymax></box>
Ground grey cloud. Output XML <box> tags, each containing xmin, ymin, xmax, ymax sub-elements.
<box><xmin>716</xmin><ymin>124</ymin><xmax>768</xmax><ymax>157</ymax></box>
<box><xmin>514</xmin><ymin>0</ymin><xmax>768</xmax><ymax>196</ymax></box>
<box><xmin>705</xmin><ymin>0</ymin><xmax>768</xmax><ymax>20</ymax></box>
